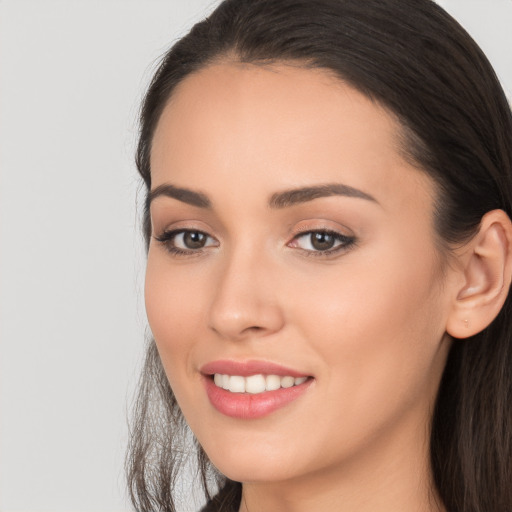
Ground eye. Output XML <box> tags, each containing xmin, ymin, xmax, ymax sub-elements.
<box><xmin>289</xmin><ymin>230</ymin><xmax>355</xmax><ymax>255</ymax></box>
<box><xmin>174</xmin><ymin>231</ymin><xmax>211</xmax><ymax>249</ymax></box>
<box><xmin>154</xmin><ymin>229</ymin><xmax>219</xmax><ymax>255</ymax></box>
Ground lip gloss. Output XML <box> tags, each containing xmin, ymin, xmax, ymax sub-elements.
<box><xmin>204</xmin><ymin>376</ymin><xmax>312</xmax><ymax>419</ymax></box>
<box><xmin>201</xmin><ymin>360</ymin><xmax>313</xmax><ymax>419</ymax></box>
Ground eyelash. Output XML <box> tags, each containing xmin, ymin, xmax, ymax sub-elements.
<box><xmin>154</xmin><ymin>229</ymin><xmax>356</xmax><ymax>257</ymax></box>
<box><xmin>154</xmin><ymin>229</ymin><xmax>217</xmax><ymax>257</ymax></box>
<box><xmin>291</xmin><ymin>230</ymin><xmax>356</xmax><ymax>257</ymax></box>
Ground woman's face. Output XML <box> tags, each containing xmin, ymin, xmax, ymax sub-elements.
<box><xmin>146</xmin><ymin>63</ymin><xmax>455</xmax><ymax>485</ymax></box>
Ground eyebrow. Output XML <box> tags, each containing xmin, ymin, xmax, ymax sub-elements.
<box><xmin>148</xmin><ymin>182</ymin><xmax>377</xmax><ymax>210</ymax></box>
<box><xmin>148</xmin><ymin>183</ymin><xmax>211</xmax><ymax>209</ymax></box>
<box><xmin>268</xmin><ymin>183</ymin><xmax>377</xmax><ymax>208</ymax></box>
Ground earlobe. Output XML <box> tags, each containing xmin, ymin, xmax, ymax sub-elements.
<box><xmin>446</xmin><ymin>209</ymin><xmax>512</xmax><ymax>339</ymax></box>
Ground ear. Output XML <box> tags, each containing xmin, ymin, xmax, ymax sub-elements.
<box><xmin>446</xmin><ymin>209</ymin><xmax>512</xmax><ymax>339</ymax></box>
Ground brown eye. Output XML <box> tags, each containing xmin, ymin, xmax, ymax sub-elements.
<box><xmin>310</xmin><ymin>232</ymin><xmax>335</xmax><ymax>251</ymax></box>
<box><xmin>290</xmin><ymin>230</ymin><xmax>356</xmax><ymax>255</ymax></box>
<box><xmin>182</xmin><ymin>231</ymin><xmax>207</xmax><ymax>249</ymax></box>
<box><xmin>155</xmin><ymin>229</ymin><xmax>219</xmax><ymax>255</ymax></box>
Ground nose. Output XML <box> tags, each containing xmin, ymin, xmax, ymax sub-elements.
<box><xmin>208</xmin><ymin>250</ymin><xmax>285</xmax><ymax>341</ymax></box>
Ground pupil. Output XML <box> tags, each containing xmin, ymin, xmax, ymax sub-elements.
<box><xmin>311</xmin><ymin>232</ymin><xmax>334</xmax><ymax>251</ymax></box>
<box><xmin>184</xmin><ymin>231</ymin><xmax>206</xmax><ymax>249</ymax></box>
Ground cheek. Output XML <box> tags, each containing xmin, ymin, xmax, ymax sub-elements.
<box><xmin>270</xmin><ymin>251</ymin><xmax>448</xmax><ymax>470</ymax></box>
<box><xmin>287</xmin><ymin>243</ymin><xmax>447</xmax><ymax>404</ymax></box>
<box><xmin>144</xmin><ymin>254</ymin><xmax>204</xmax><ymax>380</ymax></box>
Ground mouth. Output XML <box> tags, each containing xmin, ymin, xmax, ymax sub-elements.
<box><xmin>212</xmin><ymin>373</ymin><xmax>309</xmax><ymax>394</ymax></box>
<box><xmin>200</xmin><ymin>360</ymin><xmax>314</xmax><ymax>419</ymax></box>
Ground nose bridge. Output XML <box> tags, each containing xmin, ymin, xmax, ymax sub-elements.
<box><xmin>208</xmin><ymin>241</ymin><xmax>284</xmax><ymax>340</ymax></box>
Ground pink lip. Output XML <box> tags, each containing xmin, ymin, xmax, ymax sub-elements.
<box><xmin>200</xmin><ymin>359</ymin><xmax>309</xmax><ymax>378</ymax></box>
<box><xmin>200</xmin><ymin>360</ymin><xmax>313</xmax><ymax>420</ymax></box>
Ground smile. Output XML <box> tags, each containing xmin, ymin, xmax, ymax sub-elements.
<box><xmin>213</xmin><ymin>373</ymin><xmax>308</xmax><ymax>394</ymax></box>
<box><xmin>201</xmin><ymin>360</ymin><xmax>313</xmax><ymax>419</ymax></box>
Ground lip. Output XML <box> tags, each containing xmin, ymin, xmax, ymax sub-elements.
<box><xmin>201</xmin><ymin>359</ymin><xmax>313</xmax><ymax>419</ymax></box>
<box><xmin>200</xmin><ymin>359</ymin><xmax>310</xmax><ymax>378</ymax></box>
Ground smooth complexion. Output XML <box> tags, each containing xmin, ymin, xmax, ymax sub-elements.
<box><xmin>145</xmin><ymin>63</ymin><xmax>509</xmax><ymax>512</ymax></box>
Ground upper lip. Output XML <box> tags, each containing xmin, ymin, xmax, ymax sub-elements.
<box><xmin>200</xmin><ymin>359</ymin><xmax>310</xmax><ymax>378</ymax></box>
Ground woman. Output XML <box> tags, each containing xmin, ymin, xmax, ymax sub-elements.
<box><xmin>126</xmin><ymin>0</ymin><xmax>512</xmax><ymax>510</ymax></box>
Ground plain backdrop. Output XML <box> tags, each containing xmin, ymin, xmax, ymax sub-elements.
<box><xmin>0</xmin><ymin>1</ymin><xmax>511</xmax><ymax>511</ymax></box>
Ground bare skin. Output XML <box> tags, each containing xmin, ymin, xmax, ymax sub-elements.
<box><xmin>145</xmin><ymin>62</ymin><xmax>512</xmax><ymax>512</ymax></box>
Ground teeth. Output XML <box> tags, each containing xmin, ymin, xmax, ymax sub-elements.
<box><xmin>281</xmin><ymin>376</ymin><xmax>295</xmax><ymax>388</ymax></box>
<box><xmin>213</xmin><ymin>373</ymin><xmax>309</xmax><ymax>394</ymax></box>
<box><xmin>229</xmin><ymin>375</ymin><xmax>246</xmax><ymax>393</ymax></box>
<box><xmin>245</xmin><ymin>374</ymin><xmax>265</xmax><ymax>394</ymax></box>
<box><xmin>265</xmin><ymin>374</ymin><xmax>281</xmax><ymax>391</ymax></box>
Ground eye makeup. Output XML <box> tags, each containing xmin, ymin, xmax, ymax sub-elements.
<box><xmin>288</xmin><ymin>229</ymin><xmax>356</xmax><ymax>257</ymax></box>
<box><xmin>154</xmin><ymin>226</ymin><xmax>357</xmax><ymax>259</ymax></box>
<box><xmin>154</xmin><ymin>228</ymin><xmax>219</xmax><ymax>257</ymax></box>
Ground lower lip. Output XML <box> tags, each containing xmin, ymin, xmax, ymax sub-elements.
<box><xmin>204</xmin><ymin>376</ymin><xmax>313</xmax><ymax>419</ymax></box>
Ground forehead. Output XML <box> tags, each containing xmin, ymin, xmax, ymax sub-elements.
<box><xmin>150</xmin><ymin>62</ymin><xmax>434</xmax><ymax>212</ymax></box>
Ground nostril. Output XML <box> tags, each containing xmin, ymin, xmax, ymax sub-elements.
<box><xmin>208</xmin><ymin>291</ymin><xmax>285</xmax><ymax>340</ymax></box>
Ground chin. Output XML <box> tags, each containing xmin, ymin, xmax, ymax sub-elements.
<box><xmin>199</xmin><ymin>433</ymin><xmax>308</xmax><ymax>484</ymax></box>
<box><xmin>211</xmin><ymin>458</ymin><xmax>294</xmax><ymax>484</ymax></box>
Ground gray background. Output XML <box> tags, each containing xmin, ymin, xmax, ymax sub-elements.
<box><xmin>1</xmin><ymin>1</ymin><xmax>511</xmax><ymax>511</ymax></box>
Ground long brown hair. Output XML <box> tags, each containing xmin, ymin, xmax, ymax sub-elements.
<box><xmin>127</xmin><ymin>1</ymin><xmax>512</xmax><ymax>510</ymax></box>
